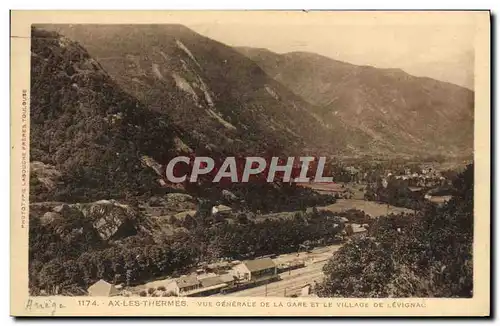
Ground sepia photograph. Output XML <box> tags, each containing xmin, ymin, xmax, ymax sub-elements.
<box><xmin>10</xmin><ymin>10</ymin><xmax>490</xmax><ymax>316</ymax></box>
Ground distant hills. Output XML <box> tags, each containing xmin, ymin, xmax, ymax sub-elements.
<box><xmin>238</xmin><ymin>47</ymin><xmax>474</xmax><ymax>158</ymax></box>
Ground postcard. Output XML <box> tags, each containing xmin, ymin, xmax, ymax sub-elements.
<box><xmin>10</xmin><ymin>10</ymin><xmax>490</xmax><ymax>316</ymax></box>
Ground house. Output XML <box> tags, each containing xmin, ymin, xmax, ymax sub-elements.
<box><xmin>233</xmin><ymin>258</ymin><xmax>278</xmax><ymax>284</ymax></box>
<box><xmin>206</xmin><ymin>261</ymin><xmax>231</xmax><ymax>273</ymax></box>
<box><xmin>350</xmin><ymin>223</ymin><xmax>368</xmax><ymax>239</ymax></box>
<box><xmin>211</xmin><ymin>204</ymin><xmax>232</xmax><ymax>217</ymax></box>
<box><xmin>87</xmin><ymin>279</ymin><xmax>119</xmax><ymax>297</ymax></box>
<box><xmin>166</xmin><ymin>274</ymin><xmax>201</xmax><ymax>296</ymax></box>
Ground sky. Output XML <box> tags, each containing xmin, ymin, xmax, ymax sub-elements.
<box><xmin>184</xmin><ymin>12</ymin><xmax>476</xmax><ymax>89</ymax></box>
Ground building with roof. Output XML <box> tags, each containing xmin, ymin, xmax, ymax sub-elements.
<box><xmin>87</xmin><ymin>279</ymin><xmax>120</xmax><ymax>297</ymax></box>
<box><xmin>349</xmin><ymin>223</ymin><xmax>368</xmax><ymax>239</ymax></box>
<box><xmin>166</xmin><ymin>274</ymin><xmax>201</xmax><ymax>296</ymax></box>
<box><xmin>187</xmin><ymin>276</ymin><xmax>228</xmax><ymax>296</ymax></box>
<box><xmin>276</xmin><ymin>259</ymin><xmax>306</xmax><ymax>273</ymax></box>
<box><xmin>232</xmin><ymin>257</ymin><xmax>278</xmax><ymax>283</ymax></box>
<box><xmin>199</xmin><ymin>276</ymin><xmax>224</xmax><ymax>288</ymax></box>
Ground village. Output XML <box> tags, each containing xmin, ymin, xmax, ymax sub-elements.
<box><xmin>82</xmin><ymin>160</ymin><xmax>465</xmax><ymax>299</ymax></box>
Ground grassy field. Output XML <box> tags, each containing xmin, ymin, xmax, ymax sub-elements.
<box><xmin>304</xmin><ymin>182</ymin><xmax>413</xmax><ymax>217</ymax></box>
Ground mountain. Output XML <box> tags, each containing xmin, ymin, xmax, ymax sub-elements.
<box><xmin>30</xmin><ymin>27</ymin><xmax>189</xmax><ymax>202</ymax></box>
<box><xmin>35</xmin><ymin>24</ymin><xmax>339</xmax><ymax>156</ymax></box>
<box><xmin>30</xmin><ymin>26</ymin><xmax>335</xmax><ymax>210</ymax></box>
<box><xmin>238</xmin><ymin>47</ymin><xmax>474</xmax><ymax>158</ymax></box>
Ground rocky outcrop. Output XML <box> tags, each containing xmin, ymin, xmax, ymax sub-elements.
<box><xmin>39</xmin><ymin>200</ymin><xmax>140</xmax><ymax>241</ymax></box>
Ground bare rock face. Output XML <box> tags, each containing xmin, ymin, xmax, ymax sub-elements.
<box><xmin>42</xmin><ymin>200</ymin><xmax>139</xmax><ymax>241</ymax></box>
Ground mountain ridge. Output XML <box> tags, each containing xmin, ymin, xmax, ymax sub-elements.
<box><xmin>34</xmin><ymin>24</ymin><xmax>473</xmax><ymax>161</ymax></box>
<box><xmin>237</xmin><ymin>46</ymin><xmax>474</xmax><ymax>158</ymax></box>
